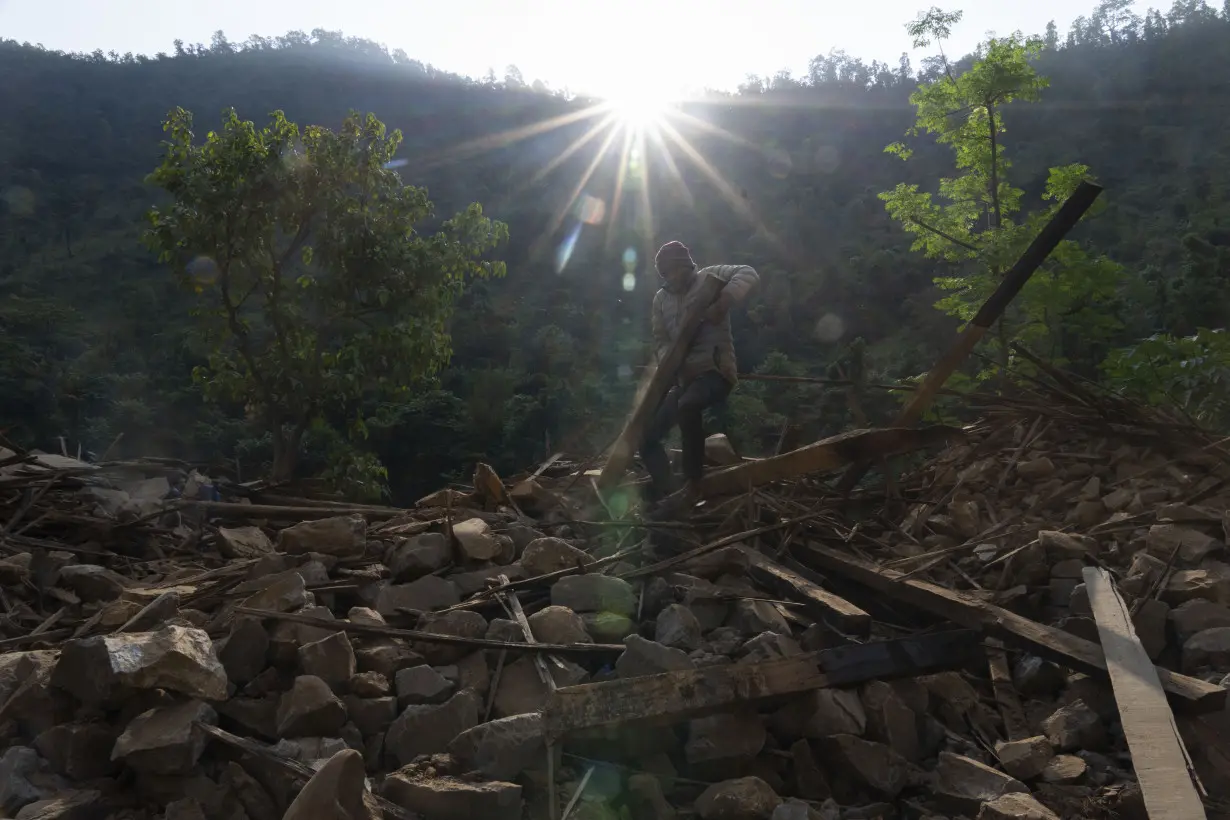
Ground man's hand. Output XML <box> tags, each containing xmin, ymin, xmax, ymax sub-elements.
<box><xmin>704</xmin><ymin>290</ymin><xmax>736</xmax><ymax>324</ymax></box>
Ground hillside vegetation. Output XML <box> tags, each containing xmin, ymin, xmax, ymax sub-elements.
<box><xmin>1</xmin><ymin>1</ymin><xmax>1228</xmax><ymax>500</ymax></box>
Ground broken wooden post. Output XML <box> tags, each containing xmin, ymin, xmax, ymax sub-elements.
<box><xmin>985</xmin><ymin>639</ymin><xmax>1030</xmax><ymax>741</ymax></box>
<box><xmin>738</xmin><ymin>546</ymin><xmax>873</xmax><ymax>637</ymax></box>
<box><xmin>1083</xmin><ymin>566</ymin><xmax>1208</xmax><ymax>820</ymax></box>
<box><xmin>596</xmin><ymin>272</ymin><xmax>725</xmax><ymax>494</ymax></box>
<box><xmin>697</xmin><ymin>424</ymin><xmax>965</xmax><ymax>497</ymax></box>
<box><xmin>543</xmin><ymin>629</ymin><xmax>983</xmax><ymax>741</ymax></box>
<box><xmin>795</xmin><ymin>541</ymin><xmax>1226</xmax><ymax>713</ymax></box>
<box><xmin>835</xmin><ymin>180</ymin><xmax>1104</xmax><ymax>494</ymax></box>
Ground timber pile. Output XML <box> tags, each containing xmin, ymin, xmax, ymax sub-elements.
<box><xmin>0</xmin><ymin>369</ymin><xmax>1229</xmax><ymax>820</ymax></box>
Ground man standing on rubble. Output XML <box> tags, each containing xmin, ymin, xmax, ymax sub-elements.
<box><xmin>640</xmin><ymin>240</ymin><xmax>760</xmax><ymax>513</ymax></box>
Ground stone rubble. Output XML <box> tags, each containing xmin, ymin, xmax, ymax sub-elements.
<box><xmin>4</xmin><ymin>388</ymin><xmax>1230</xmax><ymax>820</ymax></box>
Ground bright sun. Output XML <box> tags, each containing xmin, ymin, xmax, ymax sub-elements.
<box><xmin>604</xmin><ymin>88</ymin><xmax>675</xmax><ymax>131</ymax></box>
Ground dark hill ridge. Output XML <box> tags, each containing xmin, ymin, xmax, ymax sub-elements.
<box><xmin>0</xmin><ymin>5</ymin><xmax>1228</xmax><ymax>498</ymax></box>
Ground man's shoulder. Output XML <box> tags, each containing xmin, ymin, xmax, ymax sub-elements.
<box><xmin>698</xmin><ymin>263</ymin><xmax>757</xmax><ymax>276</ymax></box>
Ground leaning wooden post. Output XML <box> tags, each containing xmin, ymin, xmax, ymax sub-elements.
<box><xmin>596</xmin><ymin>273</ymin><xmax>726</xmax><ymax>495</ymax></box>
<box><xmin>835</xmin><ymin>180</ymin><xmax>1104</xmax><ymax>494</ymax></box>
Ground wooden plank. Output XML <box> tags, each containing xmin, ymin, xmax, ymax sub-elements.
<box><xmin>1083</xmin><ymin>566</ymin><xmax>1207</xmax><ymax>820</ymax></box>
<box><xmin>698</xmin><ymin>425</ymin><xmax>964</xmax><ymax>497</ymax></box>
<box><xmin>986</xmin><ymin>639</ymin><xmax>1029</xmax><ymax>741</ymax></box>
<box><xmin>796</xmin><ymin>541</ymin><xmax>1226</xmax><ymax>713</ymax></box>
<box><xmin>597</xmin><ymin>273</ymin><xmax>725</xmax><ymax>493</ymax></box>
<box><xmin>835</xmin><ymin>180</ymin><xmax>1104</xmax><ymax>493</ymax></box>
<box><xmin>543</xmin><ymin>629</ymin><xmax>983</xmax><ymax>741</ymax></box>
<box><xmin>738</xmin><ymin>546</ymin><xmax>872</xmax><ymax>637</ymax></box>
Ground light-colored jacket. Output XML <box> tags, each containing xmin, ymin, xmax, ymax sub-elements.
<box><xmin>651</xmin><ymin>264</ymin><xmax>760</xmax><ymax>386</ymax></box>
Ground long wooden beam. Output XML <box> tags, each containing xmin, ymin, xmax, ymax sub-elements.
<box><xmin>597</xmin><ymin>273</ymin><xmax>726</xmax><ymax>494</ymax></box>
<box><xmin>795</xmin><ymin>541</ymin><xmax>1226</xmax><ymax>713</ymax></box>
<box><xmin>834</xmin><ymin>180</ymin><xmax>1104</xmax><ymax>493</ymax></box>
<box><xmin>697</xmin><ymin>425</ymin><xmax>965</xmax><ymax>497</ymax></box>
<box><xmin>1083</xmin><ymin>567</ymin><xmax>1207</xmax><ymax>820</ymax></box>
<box><xmin>543</xmin><ymin>629</ymin><xmax>983</xmax><ymax>741</ymax></box>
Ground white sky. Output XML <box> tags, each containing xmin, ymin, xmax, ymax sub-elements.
<box><xmin>0</xmin><ymin>0</ymin><xmax>1151</xmax><ymax>97</ymax></box>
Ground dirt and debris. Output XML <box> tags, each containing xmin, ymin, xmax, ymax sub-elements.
<box><xmin>1</xmin><ymin>366</ymin><xmax>1230</xmax><ymax>820</ymax></box>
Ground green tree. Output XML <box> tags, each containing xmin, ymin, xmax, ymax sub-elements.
<box><xmin>1093</xmin><ymin>0</ymin><xmax>1141</xmax><ymax>43</ymax></box>
<box><xmin>1043</xmin><ymin>20</ymin><xmax>1060</xmax><ymax>49</ymax></box>
<box><xmin>1102</xmin><ymin>328</ymin><xmax>1230</xmax><ymax>426</ymax></box>
<box><xmin>878</xmin><ymin>7</ymin><xmax>1125</xmax><ymax>379</ymax></box>
<box><xmin>145</xmin><ymin>107</ymin><xmax>508</xmax><ymax>480</ymax></box>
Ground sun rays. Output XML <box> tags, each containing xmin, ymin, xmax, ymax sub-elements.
<box><xmin>603</xmin><ymin>91</ymin><xmax>673</xmax><ymax>134</ymax></box>
<box><xmin>399</xmin><ymin>85</ymin><xmax>784</xmax><ymax>285</ymax></box>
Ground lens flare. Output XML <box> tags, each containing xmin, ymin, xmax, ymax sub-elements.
<box><xmin>603</xmin><ymin>84</ymin><xmax>675</xmax><ymax>133</ymax></box>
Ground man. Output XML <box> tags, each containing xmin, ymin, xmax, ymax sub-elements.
<box><xmin>640</xmin><ymin>240</ymin><xmax>760</xmax><ymax>512</ymax></box>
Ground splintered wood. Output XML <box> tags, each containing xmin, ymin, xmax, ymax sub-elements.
<box><xmin>739</xmin><ymin>545</ymin><xmax>872</xmax><ymax>635</ymax></box>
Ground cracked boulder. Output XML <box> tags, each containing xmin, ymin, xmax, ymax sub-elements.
<box><xmin>283</xmin><ymin>748</ymin><xmax>378</xmax><ymax>820</ymax></box>
<box><xmin>995</xmin><ymin>736</ymin><xmax>1054</xmax><ymax>781</ymax></box>
<box><xmin>527</xmin><ymin>606</ymin><xmax>591</xmax><ymax>645</ymax></box>
<box><xmin>217</xmin><ymin>526</ymin><xmax>274</xmax><ymax>559</ymax></box>
<box><xmin>277</xmin><ymin>676</ymin><xmax>348</xmax><ymax>738</ymax></box>
<box><xmin>52</xmin><ymin>625</ymin><xmax>227</xmax><ymax>704</ymax></box>
<box><xmin>111</xmin><ymin>700</ymin><xmax>217</xmax><ymax>775</ymax></box>
<box><xmin>520</xmin><ymin>537</ymin><xmax>590</xmax><ymax>576</ymax></box>
<box><xmin>616</xmin><ymin>635</ymin><xmax>695</xmax><ymax>678</ymax></box>
<box><xmin>382</xmin><ymin>772</ymin><xmax>522</xmax><ymax>820</ymax></box>
<box><xmin>453</xmin><ymin>518</ymin><xmax>502</xmax><ymax>562</ymax></box>
<box><xmin>551</xmin><ymin>575</ymin><xmax>636</xmax><ymax>617</ymax></box>
<box><xmin>1041</xmin><ymin>699</ymin><xmax>1105</xmax><ymax>751</ymax></box>
<box><xmin>277</xmin><ymin>514</ymin><xmax>367</xmax><ymax>557</ymax></box>
<box><xmin>387</xmin><ymin>532</ymin><xmax>452</xmax><ymax>581</ymax></box>
<box><xmin>978</xmin><ymin>793</ymin><xmax>1061</xmax><ymax>820</ymax></box>
<box><xmin>655</xmin><ymin>604</ymin><xmax>703</xmax><ymax>651</ymax></box>
<box><xmin>299</xmin><ymin>632</ymin><xmax>357</xmax><ymax>693</ymax></box>
<box><xmin>448</xmin><ymin>712</ymin><xmax>545</xmax><ymax>781</ymax></box>
<box><xmin>934</xmin><ymin>751</ymin><xmax>1028</xmax><ymax>815</ymax></box>
<box><xmin>386</xmin><ymin>689</ymin><xmax>481</xmax><ymax>765</ymax></box>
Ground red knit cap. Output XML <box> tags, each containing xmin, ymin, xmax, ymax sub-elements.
<box><xmin>655</xmin><ymin>240</ymin><xmax>695</xmax><ymax>273</ymax></box>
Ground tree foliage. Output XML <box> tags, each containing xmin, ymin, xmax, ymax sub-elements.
<box><xmin>880</xmin><ymin>9</ymin><xmax>1127</xmax><ymax>378</ymax></box>
<box><xmin>1102</xmin><ymin>328</ymin><xmax>1230</xmax><ymax>426</ymax></box>
<box><xmin>144</xmin><ymin>107</ymin><xmax>508</xmax><ymax>479</ymax></box>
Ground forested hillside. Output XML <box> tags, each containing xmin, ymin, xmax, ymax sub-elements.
<box><xmin>2</xmin><ymin>1</ymin><xmax>1229</xmax><ymax>501</ymax></box>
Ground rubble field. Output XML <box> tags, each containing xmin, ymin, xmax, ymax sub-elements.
<box><xmin>2</xmin><ymin>370</ymin><xmax>1230</xmax><ymax>820</ymax></box>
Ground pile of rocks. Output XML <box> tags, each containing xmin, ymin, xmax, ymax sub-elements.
<box><xmin>874</xmin><ymin>403</ymin><xmax>1230</xmax><ymax>684</ymax></box>
<box><xmin>2</xmin><ymin>385</ymin><xmax>1229</xmax><ymax>820</ymax></box>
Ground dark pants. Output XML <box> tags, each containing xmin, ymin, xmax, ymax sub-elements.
<box><xmin>639</xmin><ymin>370</ymin><xmax>732</xmax><ymax>501</ymax></box>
